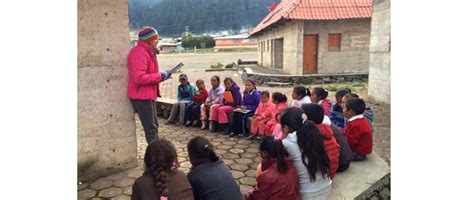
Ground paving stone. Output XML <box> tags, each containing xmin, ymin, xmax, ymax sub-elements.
<box><xmin>111</xmin><ymin>195</ymin><xmax>131</xmax><ymax>200</ymax></box>
<box><xmin>216</xmin><ymin>145</ymin><xmax>233</xmax><ymax>150</ymax></box>
<box><xmin>240</xmin><ymin>184</ymin><xmax>253</xmax><ymax>195</ymax></box>
<box><xmin>213</xmin><ymin>138</ymin><xmax>228</xmax><ymax>142</ymax></box>
<box><xmin>78</xmin><ymin>189</ymin><xmax>96</xmax><ymax>199</ymax></box>
<box><xmin>240</xmin><ymin>152</ymin><xmax>258</xmax><ymax>159</ymax></box>
<box><xmin>245</xmin><ymin>169</ymin><xmax>257</xmax><ymax>178</ymax></box>
<box><xmin>77</xmin><ymin>183</ymin><xmax>89</xmax><ymax>191</ymax></box>
<box><xmin>113</xmin><ymin>178</ymin><xmax>135</xmax><ymax>188</ymax></box>
<box><xmin>249</xmin><ymin>162</ymin><xmax>259</xmax><ymax>170</ymax></box>
<box><xmin>230</xmin><ymin>164</ymin><xmax>249</xmax><ymax>171</ymax></box>
<box><xmin>222</xmin><ymin>153</ymin><xmax>240</xmax><ymax>159</ymax></box>
<box><xmin>235</xmin><ymin>158</ymin><xmax>254</xmax><ymax>165</ymax></box>
<box><xmin>222</xmin><ymin>141</ymin><xmax>237</xmax><ymax>145</ymax></box>
<box><xmin>127</xmin><ymin>169</ymin><xmax>144</xmax><ymax>179</ymax></box>
<box><xmin>234</xmin><ymin>144</ymin><xmax>249</xmax><ymax>149</ymax></box>
<box><xmin>214</xmin><ymin>149</ymin><xmax>228</xmax><ymax>155</ymax></box>
<box><xmin>180</xmin><ymin>161</ymin><xmax>193</xmax><ymax>168</ymax></box>
<box><xmin>229</xmin><ymin>148</ymin><xmax>245</xmax><ymax>154</ymax></box>
<box><xmin>90</xmin><ymin>178</ymin><xmax>113</xmax><ymax>190</ymax></box>
<box><xmin>246</xmin><ymin>148</ymin><xmax>259</xmax><ymax>153</ymax></box>
<box><xmin>239</xmin><ymin>177</ymin><xmax>257</xmax><ymax>186</ymax></box>
<box><xmin>98</xmin><ymin>187</ymin><xmax>122</xmax><ymax>198</ymax></box>
<box><xmin>223</xmin><ymin>159</ymin><xmax>236</xmax><ymax>165</ymax></box>
<box><xmin>237</xmin><ymin>140</ymin><xmax>252</xmax><ymax>145</ymax></box>
<box><xmin>123</xmin><ymin>186</ymin><xmax>133</xmax><ymax>195</ymax></box>
<box><xmin>231</xmin><ymin>170</ymin><xmax>246</xmax><ymax>179</ymax></box>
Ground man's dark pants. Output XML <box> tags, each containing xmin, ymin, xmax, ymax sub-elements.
<box><xmin>130</xmin><ymin>99</ymin><xmax>158</xmax><ymax>144</ymax></box>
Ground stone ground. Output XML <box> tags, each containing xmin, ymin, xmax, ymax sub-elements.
<box><xmin>78</xmin><ymin>53</ymin><xmax>390</xmax><ymax>199</ymax></box>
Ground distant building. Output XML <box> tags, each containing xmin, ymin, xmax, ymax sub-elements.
<box><xmin>158</xmin><ymin>42</ymin><xmax>177</xmax><ymax>52</ymax></box>
<box><xmin>214</xmin><ymin>34</ymin><xmax>257</xmax><ymax>49</ymax></box>
<box><xmin>249</xmin><ymin>0</ymin><xmax>372</xmax><ymax>75</ymax></box>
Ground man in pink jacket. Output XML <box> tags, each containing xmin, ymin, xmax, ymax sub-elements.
<box><xmin>128</xmin><ymin>26</ymin><xmax>171</xmax><ymax>144</ymax></box>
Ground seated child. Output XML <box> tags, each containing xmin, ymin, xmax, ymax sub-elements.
<box><xmin>267</xmin><ymin>92</ymin><xmax>288</xmax><ymax>140</ymax></box>
<box><xmin>131</xmin><ymin>139</ymin><xmax>194</xmax><ymax>200</ymax></box>
<box><xmin>342</xmin><ymin>93</ymin><xmax>375</xmax><ymax>133</ymax></box>
<box><xmin>187</xmin><ymin>136</ymin><xmax>243</xmax><ymax>200</ymax></box>
<box><xmin>291</xmin><ymin>86</ymin><xmax>312</xmax><ymax>108</ymax></box>
<box><xmin>343</xmin><ymin>98</ymin><xmax>373</xmax><ymax>161</ymax></box>
<box><xmin>200</xmin><ymin>75</ymin><xmax>224</xmax><ymax>130</ymax></box>
<box><xmin>209</xmin><ymin>77</ymin><xmax>242</xmax><ymax>133</ymax></box>
<box><xmin>302</xmin><ymin>103</ymin><xmax>340</xmax><ymax>179</ymax></box>
<box><xmin>247</xmin><ymin>91</ymin><xmax>276</xmax><ymax>140</ymax></box>
<box><xmin>311</xmin><ymin>87</ymin><xmax>332</xmax><ymax>116</ymax></box>
<box><xmin>330</xmin><ymin>88</ymin><xmax>352</xmax><ymax>131</ymax></box>
<box><xmin>245</xmin><ymin>136</ymin><xmax>300</xmax><ymax>200</ymax></box>
<box><xmin>185</xmin><ymin>79</ymin><xmax>208</xmax><ymax>127</ymax></box>
<box><xmin>167</xmin><ymin>74</ymin><xmax>194</xmax><ymax>125</ymax></box>
<box><xmin>230</xmin><ymin>80</ymin><xmax>260</xmax><ymax>137</ymax></box>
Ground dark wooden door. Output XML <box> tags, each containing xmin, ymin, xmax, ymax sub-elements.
<box><xmin>303</xmin><ymin>35</ymin><xmax>318</xmax><ymax>74</ymax></box>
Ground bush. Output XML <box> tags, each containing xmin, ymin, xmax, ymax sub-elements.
<box><xmin>210</xmin><ymin>62</ymin><xmax>224</xmax><ymax>69</ymax></box>
<box><xmin>225</xmin><ymin>63</ymin><xmax>234</xmax><ymax>69</ymax></box>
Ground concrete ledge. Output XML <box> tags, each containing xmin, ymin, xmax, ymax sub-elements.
<box><xmin>242</xmin><ymin>67</ymin><xmax>368</xmax><ymax>86</ymax></box>
<box><xmin>155</xmin><ymin>97</ymin><xmax>177</xmax><ymax>119</ymax></box>
<box><xmin>328</xmin><ymin>153</ymin><xmax>390</xmax><ymax>199</ymax></box>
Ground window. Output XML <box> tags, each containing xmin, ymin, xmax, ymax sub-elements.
<box><xmin>328</xmin><ymin>33</ymin><xmax>341</xmax><ymax>52</ymax></box>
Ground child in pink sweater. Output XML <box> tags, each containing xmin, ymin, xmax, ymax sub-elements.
<box><xmin>247</xmin><ymin>91</ymin><xmax>275</xmax><ymax>140</ymax></box>
<box><xmin>266</xmin><ymin>92</ymin><xmax>288</xmax><ymax>140</ymax></box>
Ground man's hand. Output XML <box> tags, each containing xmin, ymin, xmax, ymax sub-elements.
<box><xmin>160</xmin><ymin>70</ymin><xmax>171</xmax><ymax>81</ymax></box>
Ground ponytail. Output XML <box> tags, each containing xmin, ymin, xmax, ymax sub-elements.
<box><xmin>187</xmin><ymin>136</ymin><xmax>220</xmax><ymax>163</ymax></box>
<box><xmin>313</xmin><ymin>87</ymin><xmax>329</xmax><ymax>100</ymax></box>
<box><xmin>296</xmin><ymin>120</ymin><xmax>330</xmax><ymax>181</ymax></box>
<box><xmin>272</xmin><ymin>92</ymin><xmax>287</xmax><ymax>103</ymax></box>
<box><xmin>305</xmin><ymin>88</ymin><xmax>311</xmax><ymax>97</ymax></box>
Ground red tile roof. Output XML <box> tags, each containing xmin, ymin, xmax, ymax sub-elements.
<box><xmin>249</xmin><ymin>0</ymin><xmax>372</xmax><ymax>36</ymax></box>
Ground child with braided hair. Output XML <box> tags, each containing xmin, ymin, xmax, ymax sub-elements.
<box><xmin>132</xmin><ymin>139</ymin><xmax>194</xmax><ymax>200</ymax></box>
<box><xmin>187</xmin><ymin>136</ymin><xmax>243</xmax><ymax>200</ymax></box>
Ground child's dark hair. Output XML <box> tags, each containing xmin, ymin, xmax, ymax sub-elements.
<box><xmin>345</xmin><ymin>98</ymin><xmax>366</xmax><ymax>115</ymax></box>
<box><xmin>301</xmin><ymin>103</ymin><xmax>324</xmax><ymax>124</ymax></box>
<box><xmin>260</xmin><ymin>136</ymin><xmax>290</xmax><ymax>174</ymax></box>
<box><xmin>223</xmin><ymin>77</ymin><xmax>234</xmax><ymax>84</ymax></box>
<box><xmin>196</xmin><ymin>79</ymin><xmax>204</xmax><ymax>85</ymax></box>
<box><xmin>246</xmin><ymin>80</ymin><xmax>256</xmax><ymax>87</ymax></box>
<box><xmin>272</xmin><ymin>92</ymin><xmax>287</xmax><ymax>103</ymax></box>
<box><xmin>187</xmin><ymin>136</ymin><xmax>219</xmax><ymax>162</ymax></box>
<box><xmin>312</xmin><ymin>87</ymin><xmax>328</xmax><ymax>99</ymax></box>
<box><xmin>144</xmin><ymin>139</ymin><xmax>177</xmax><ymax>197</ymax></box>
<box><xmin>344</xmin><ymin>93</ymin><xmax>359</xmax><ymax>100</ymax></box>
<box><xmin>260</xmin><ymin>90</ymin><xmax>270</xmax><ymax>98</ymax></box>
<box><xmin>293</xmin><ymin>86</ymin><xmax>311</xmax><ymax>99</ymax></box>
<box><xmin>335</xmin><ymin>88</ymin><xmax>351</xmax><ymax>98</ymax></box>
<box><xmin>212</xmin><ymin>75</ymin><xmax>220</xmax><ymax>83</ymax></box>
<box><xmin>280</xmin><ymin>107</ymin><xmax>330</xmax><ymax>181</ymax></box>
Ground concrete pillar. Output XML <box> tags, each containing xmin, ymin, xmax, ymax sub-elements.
<box><xmin>78</xmin><ymin>0</ymin><xmax>137</xmax><ymax>181</ymax></box>
<box><xmin>368</xmin><ymin>0</ymin><xmax>391</xmax><ymax>104</ymax></box>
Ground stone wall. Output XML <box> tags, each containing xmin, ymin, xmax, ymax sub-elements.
<box><xmin>304</xmin><ymin>19</ymin><xmax>371</xmax><ymax>74</ymax></box>
<box><xmin>255</xmin><ymin>20</ymin><xmax>304</xmax><ymax>75</ymax></box>
<box><xmin>242</xmin><ymin>68</ymin><xmax>368</xmax><ymax>86</ymax></box>
<box><xmin>78</xmin><ymin>0</ymin><xmax>137</xmax><ymax>181</ymax></box>
<box><xmin>368</xmin><ymin>0</ymin><xmax>391</xmax><ymax>104</ymax></box>
<box><xmin>355</xmin><ymin>173</ymin><xmax>391</xmax><ymax>199</ymax></box>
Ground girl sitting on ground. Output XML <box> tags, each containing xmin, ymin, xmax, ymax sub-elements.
<box><xmin>131</xmin><ymin>139</ymin><xmax>194</xmax><ymax>200</ymax></box>
<box><xmin>291</xmin><ymin>86</ymin><xmax>312</xmax><ymax>108</ymax></box>
<box><xmin>311</xmin><ymin>87</ymin><xmax>332</xmax><ymax>116</ymax></box>
<box><xmin>247</xmin><ymin>90</ymin><xmax>276</xmax><ymax>140</ymax></box>
<box><xmin>208</xmin><ymin>77</ymin><xmax>242</xmax><ymax>134</ymax></box>
<box><xmin>266</xmin><ymin>92</ymin><xmax>288</xmax><ymax>140</ymax></box>
<box><xmin>167</xmin><ymin>74</ymin><xmax>194</xmax><ymax>125</ymax></box>
<box><xmin>280</xmin><ymin>107</ymin><xmax>332</xmax><ymax>200</ymax></box>
<box><xmin>245</xmin><ymin>136</ymin><xmax>300</xmax><ymax>200</ymax></box>
<box><xmin>187</xmin><ymin>136</ymin><xmax>243</xmax><ymax>200</ymax></box>
<box><xmin>185</xmin><ymin>79</ymin><xmax>208</xmax><ymax>127</ymax></box>
<box><xmin>230</xmin><ymin>80</ymin><xmax>260</xmax><ymax>137</ymax></box>
<box><xmin>200</xmin><ymin>75</ymin><xmax>224</xmax><ymax>130</ymax></box>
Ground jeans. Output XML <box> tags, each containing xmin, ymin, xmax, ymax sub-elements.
<box><xmin>130</xmin><ymin>99</ymin><xmax>158</xmax><ymax>144</ymax></box>
<box><xmin>232</xmin><ymin>111</ymin><xmax>254</xmax><ymax>136</ymax></box>
<box><xmin>168</xmin><ymin>100</ymin><xmax>191</xmax><ymax>123</ymax></box>
<box><xmin>185</xmin><ymin>102</ymin><xmax>202</xmax><ymax>122</ymax></box>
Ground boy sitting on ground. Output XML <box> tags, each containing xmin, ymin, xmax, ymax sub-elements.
<box><xmin>343</xmin><ymin>98</ymin><xmax>373</xmax><ymax>161</ymax></box>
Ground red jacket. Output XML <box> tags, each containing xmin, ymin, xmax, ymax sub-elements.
<box><xmin>345</xmin><ymin>118</ymin><xmax>373</xmax><ymax>156</ymax></box>
<box><xmin>245</xmin><ymin>158</ymin><xmax>300</xmax><ymax>200</ymax></box>
<box><xmin>316</xmin><ymin>124</ymin><xmax>340</xmax><ymax>179</ymax></box>
<box><xmin>192</xmin><ymin>87</ymin><xmax>208</xmax><ymax>103</ymax></box>
<box><xmin>127</xmin><ymin>41</ymin><xmax>163</xmax><ymax>100</ymax></box>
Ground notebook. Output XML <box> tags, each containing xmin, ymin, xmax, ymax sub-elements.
<box><xmin>169</xmin><ymin>62</ymin><xmax>184</xmax><ymax>73</ymax></box>
<box><xmin>223</xmin><ymin>91</ymin><xmax>234</xmax><ymax>103</ymax></box>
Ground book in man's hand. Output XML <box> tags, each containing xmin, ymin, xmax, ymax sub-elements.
<box><xmin>169</xmin><ymin>62</ymin><xmax>184</xmax><ymax>74</ymax></box>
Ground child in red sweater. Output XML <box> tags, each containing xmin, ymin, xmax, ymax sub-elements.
<box><xmin>343</xmin><ymin>98</ymin><xmax>373</xmax><ymax>161</ymax></box>
<box><xmin>185</xmin><ymin>79</ymin><xmax>208</xmax><ymax>127</ymax></box>
<box><xmin>301</xmin><ymin>103</ymin><xmax>340</xmax><ymax>179</ymax></box>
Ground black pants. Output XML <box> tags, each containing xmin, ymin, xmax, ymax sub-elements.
<box><xmin>232</xmin><ymin>111</ymin><xmax>254</xmax><ymax>136</ymax></box>
<box><xmin>185</xmin><ymin>102</ymin><xmax>202</xmax><ymax>122</ymax></box>
<box><xmin>130</xmin><ymin>99</ymin><xmax>158</xmax><ymax>144</ymax></box>
<box><xmin>336</xmin><ymin>163</ymin><xmax>350</xmax><ymax>173</ymax></box>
